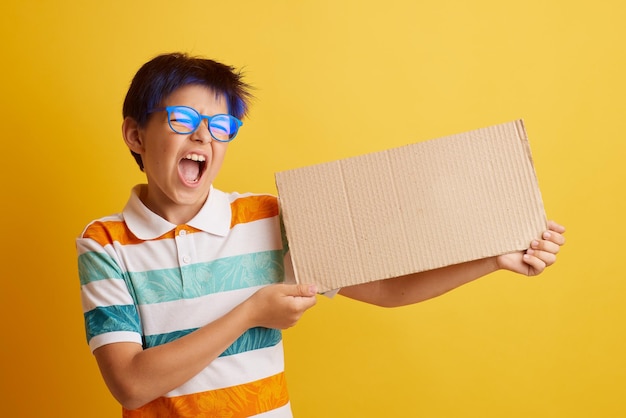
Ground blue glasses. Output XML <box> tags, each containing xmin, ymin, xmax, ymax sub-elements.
<box><xmin>150</xmin><ymin>106</ymin><xmax>243</xmax><ymax>142</ymax></box>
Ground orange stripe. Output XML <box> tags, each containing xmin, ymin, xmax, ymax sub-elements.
<box><xmin>230</xmin><ymin>195</ymin><xmax>279</xmax><ymax>228</ymax></box>
<box><xmin>123</xmin><ymin>372</ymin><xmax>289</xmax><ymax>418</ymax></box>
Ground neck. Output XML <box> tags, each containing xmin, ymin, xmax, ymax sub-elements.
<box><xmin>139</xmin><ymin>185</ymin><xmax>208</xmax><ymax>225</ymax></box>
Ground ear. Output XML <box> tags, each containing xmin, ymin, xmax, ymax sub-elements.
<box><xmin>122</xmin><ymin>116</ymin><xmax>145</xmax><ymax>154</ymax></box>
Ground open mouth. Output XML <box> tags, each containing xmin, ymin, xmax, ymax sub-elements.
<box><xmin>179</xmin><ymin>153</ymin><xmax>207</xmax><ymax>184</ymax></box>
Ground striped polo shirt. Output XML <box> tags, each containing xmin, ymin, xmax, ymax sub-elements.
<box><xmin>77</xmin><ymin>185</ymin><xmax>293</xmax><ymax>417</ymax></box>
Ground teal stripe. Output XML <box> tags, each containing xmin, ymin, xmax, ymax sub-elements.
<box><xmin>144</xmin><ymin>329</ymin><xmax>195</xmax><ymax>348</ymax></box>
<box><xmin>84</xmin><ymin>305</ymin><xmax>141</xmax><ymax>343</ymax></box>
<box><xmin>144</xmin><ymin>327</ymin><xmax>282</xmax><ymax>356</ymax></box>
<box><xmin>222</xmin><ymin>327</ymin><xmax>282</xmax><ymax>357</ymax></box>
<box><xmin>78</xmin><ymin>251</ymin><xmax>124</xmax><ymax>285</ymax></box>
<box><xmin>128</xmin><ymin>250</ymin><xmax>285</xmax><ymax>305</ymax></box>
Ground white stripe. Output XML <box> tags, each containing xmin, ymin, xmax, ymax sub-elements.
<box><xmin>117</xmin><ymin>217</ymin><xmax>283</xmax><ymax>273</ymax></box>
<box><xmin>89</xmin><ymin>331</ymin><xmax>142</xmax><ymax>352</ymax></box>
<box><xmin>167</xmin><ymin>342</ymin><xmax>285</xmax><ymax>396</ymax></box>
<box><xmin>253</xmin><ymin>402</ymin><xmax>293</xmax><ymax>418</ymax></box>
<box><xmin>138</xmin><ymin>285</ymin><xmax>265</xmax><ymax>335</ymax></box>
<box><xmin>228</xmin><ymin>216</ymin><xmax>283</xmax><ymax>257</ymax></box>
<box><xmin>81</xmin><ymin>279</ymin><xmax>135</xmax><ymax>312</ymax></box>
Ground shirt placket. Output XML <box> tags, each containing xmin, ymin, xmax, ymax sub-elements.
<box><xmin>174</xmin><ymin>225</ymin><xmax>197</xmax><ymax>296</ymax></box>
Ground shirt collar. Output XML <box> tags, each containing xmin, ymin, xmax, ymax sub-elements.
<box><xmin>123</xmin><ymin>184</ymin><xmax>232</xmax><ymax>240</ymax></box>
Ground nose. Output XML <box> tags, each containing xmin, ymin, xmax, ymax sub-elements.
<box><xmin>190</xmin><ymin>120</ymin><xmax>212</xmax><ymax>143</ymax></box>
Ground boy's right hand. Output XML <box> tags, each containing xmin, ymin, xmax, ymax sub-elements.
<box><xmin>244</xmin><ymin>283</ymin><xmax>318</xmax><ymax>330</ymax></box>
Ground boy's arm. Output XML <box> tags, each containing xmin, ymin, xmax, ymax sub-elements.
<box><xmin>339</xmin><ymin>220</ymin><xmax>566</xmax><ymax>307</ymax></box>
<box><xmin>94</xmin><ymin>283</ymin><xmax>317</xmax><ymax>411</ymax></box>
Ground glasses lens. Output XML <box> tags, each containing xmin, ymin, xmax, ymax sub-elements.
<box><xmin>167</xmin><ymin>107</ymin><xmax>199</xmax><ymax>134</ymax></box>
<box><xmin>209</xmin><ymin>115</ymin><xmax>240</xmax><ymax>141</ymax></box>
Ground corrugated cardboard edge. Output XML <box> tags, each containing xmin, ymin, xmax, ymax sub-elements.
<box><xmin>275</xmin><ymin>120</ymin><xmax>547</xmax><ymax>292</ymax></box>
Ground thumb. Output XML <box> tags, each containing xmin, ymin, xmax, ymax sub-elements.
<box><xmin>290</xmin><ymin>283</ymin><xmax>318</xmax><ymax>297</ymax></box>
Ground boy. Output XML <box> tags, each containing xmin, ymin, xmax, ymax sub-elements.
<box><xmin>77</xmin><ymin>52</ymin><xmax>566</xmax><ymax>417</ymax></box>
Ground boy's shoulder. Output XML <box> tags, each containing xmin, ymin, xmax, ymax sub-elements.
<box><xmin>76</xmin><ymin>213</ymin><xmax>138</xmax><ymax>250</ymax></box>
<box><xmin>78</xmin><ymin>213</ymin><xmax>124</xmax><ymax>238</ymax></box>
<box><xmin>228</xmin><ymin>192</ymin><xmax>278</xmax><ymax>216</ymax></box>
<box><xmin>225</xmin><ymin>190</ymin><xmax>280</xmax><ymax>224</ymax></box>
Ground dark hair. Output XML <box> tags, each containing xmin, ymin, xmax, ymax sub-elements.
<box><xmin>123</xmin><ymin>52</ymin><xmax>253</xmax><ymax>170</ymax></box>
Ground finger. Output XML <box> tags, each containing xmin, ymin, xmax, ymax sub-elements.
<box><xmin>527</xmin><ymin>248</ymin><xmax>557</xmax><ymax>267</ymax></box>
<box><xmin>542</xmin><ymin>230</ymin><xmax>566</xmax><ymax>246</ymax></box>
<box><xmin>523</xmin><ymin>251</ymin><xmax>547</xmax><ymax>276</ymax></box>
<box><xmin>531</xmin><ymin>239</ymin><xmax>561</xmax><ymax>255</ymax></box>
<box><xmin>547</xmin><ymin>220</ymin><xmax>566</xmax><ymax>234</ymax></box>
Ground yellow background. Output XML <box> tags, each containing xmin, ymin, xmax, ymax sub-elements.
<box><xmin>1</xmin><ymin>0</ymin><xmax>624</xmax><ymax>417</ymax></box>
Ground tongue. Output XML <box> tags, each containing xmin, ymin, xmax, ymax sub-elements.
<box><xmin>179</xmin><ymin>159</ymin><xmax>200</xmax><ymax>182</ymax></box>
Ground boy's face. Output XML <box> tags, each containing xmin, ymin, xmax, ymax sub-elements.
<box><xmin>127</xmin><ymin>84</ymin><xmax>230</xmax><ymax>224</ymax></box>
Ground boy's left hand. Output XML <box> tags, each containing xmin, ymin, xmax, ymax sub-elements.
<box><xmin>496</xmin><ymin>220</ymin><xmax>566</xmax><ymax>276</ymax></box>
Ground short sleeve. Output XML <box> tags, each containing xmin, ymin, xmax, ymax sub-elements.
<box><xmin>77</xmin><ymin>225</ymin><xmax>143</xmax><ymax>352</ymax></box>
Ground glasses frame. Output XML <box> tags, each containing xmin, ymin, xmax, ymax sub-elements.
<box><xmin>149</xmin><ymin>105</ymin><xmax>243</xmax><ymax>143</ymax></box>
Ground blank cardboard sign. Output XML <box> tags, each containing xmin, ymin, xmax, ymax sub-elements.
<box><xmin>275</xmin><ymin>120</ymin><xmax>547</xmax><ymax>292</ymax></box>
